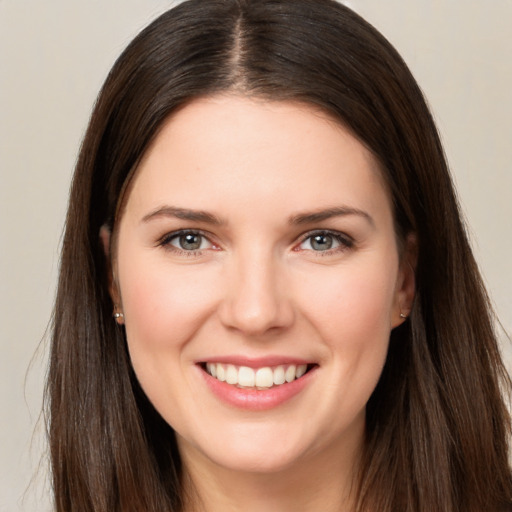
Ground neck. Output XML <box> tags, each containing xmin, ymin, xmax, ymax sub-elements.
<box><xmin>179</xmin><ymin>434</ymin><xmax>362</xmax><ymax>512</ymax></box>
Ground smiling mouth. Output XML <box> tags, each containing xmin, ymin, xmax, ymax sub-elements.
<box><xmin>201</xmin><ymin>362</ymin><xmax>315</xmax><ymax>390</ymax></box>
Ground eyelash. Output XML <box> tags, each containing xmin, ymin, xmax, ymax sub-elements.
<box><xmin>157</xmin><ymin>229</ymin><xmax>354</xmax><ymax>257</ymax></box>
<box><xmin>158</xmin><ymin>229</ymin><xmax>215</xmax><ymax>257</ymax></box>
<box><xmin>296</xmin><ymin>230</ymin><xmax>354</xmax><ymax>256</ymax></box>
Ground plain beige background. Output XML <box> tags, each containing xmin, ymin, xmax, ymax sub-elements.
<box><xmin>1</xmin><ymin>1</ymin><xmax>511</xmax><ymax>510</ymax></box>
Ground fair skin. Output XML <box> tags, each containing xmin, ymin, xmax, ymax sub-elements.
<box><xmin>105</xmin><ymin>95</ymin><xmax>415</xmax><ymax>512</ymax></box>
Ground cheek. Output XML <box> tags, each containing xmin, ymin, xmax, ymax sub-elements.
<box><xmin>118</xmin><ymin>255</ymin><xmax>219</xmax><ymax>360</ymax></box>
<box><xmin>116</xmin><ymin>256</ymin><xmax>222</xmax><ymax>424</ymax></box>
<box><xmin>296</xmin><ymin>255</ymin><xmax>397</xmax><ymax>381</ymax></box>
<box><xmin>301</xmin><ymin>261</ymin><xmax>397</xmax><ymax>334</ymax></box>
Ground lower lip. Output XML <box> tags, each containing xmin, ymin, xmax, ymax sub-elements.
<box><xmin>199</xmin><ymin>365</ymin><xmax>317</xmax><ymax>411</ymax></box>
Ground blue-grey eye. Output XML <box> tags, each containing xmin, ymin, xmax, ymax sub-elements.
<box><xmin>311</xmin><ymin>234</ymin><xmax>335</xmax><ymax>250</ymax></box>
<box><xmin>299</xmin><ymin>232</ymin><xmax>347</xmax><ymax>251</ymax></box>
<box><xmin>170</xmin><ymin>232</ymin><xmax>209</xmax><ymax>251</ymax></box>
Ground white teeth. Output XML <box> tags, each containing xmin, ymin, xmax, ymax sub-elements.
<box><xmin>226</xmin><ymin>364</ymin><xmax>238</xmax><ymax>385</ymax></box>
<box><xmin>285</xmin><ymin>365</ymin><xmax>296</xmax><ymax>383</ymax></box>
<box><xmin>273</xmin><ymin>366</ymin><xmax>285</xmax><ymax>385</ymax></box>
<box><xmin>296</xmin><ymin>364</ymin><xmax>307</xmax><ymax>378</ymax></box>
<box><xmin>206</xmin><ymin>362</ymin><xmax>216</xmax><ymax>378</ymax></box>
<box><xmin>255</xmin><ymin>367</ymin><xmax>273</xmax><ymax>388</ymax></box>
<box><xmin>205</xmin><ymin>362</ymin><xmax>310</xmax><ymax>389</ymax></box>
<box><xmin>216</xmin><ymin>364</ymin><xmax>226</xmax><ymax>382</ymax></box>
<box><xmin>238</xmin><ymin>366</ymin><xmax>255</xmax><ymax>387</ymax></box>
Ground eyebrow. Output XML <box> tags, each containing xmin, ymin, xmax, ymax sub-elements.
<box><xmin>141</xmin><ymin>206</ymin><xmax>225</xmax><ymax>225</ymax></box>
<box><xmin>141</xmin><ymin>205</ymin><xmax>374</xmax><ymax>228</ymax></box>
<box><xmin>288</xmin><ymin>206</ymin><xmax>375</xmax><ymax>228</ymax></box>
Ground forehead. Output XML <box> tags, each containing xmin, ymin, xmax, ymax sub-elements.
<box><xmin>121</xmin><ymin>94</ymin><xmax>391</xmax><ymax>227</ymax></box>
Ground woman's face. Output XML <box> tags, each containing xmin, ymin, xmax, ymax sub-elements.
<box><xmin>112</xmin><ymin>95</ymin><xmax>414</xmax><ymax>476</ymax></box>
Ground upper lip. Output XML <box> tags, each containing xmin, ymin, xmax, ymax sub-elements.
<box><xmin>197</xmin><ymin>355</ymin><xmax>314</xmax><ymax>368</ymax></box>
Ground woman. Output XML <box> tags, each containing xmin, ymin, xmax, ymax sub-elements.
<box><xmin>46</xmin><ymin>0</ymin><xmax>512</xmax><ymax>510</ymax></box>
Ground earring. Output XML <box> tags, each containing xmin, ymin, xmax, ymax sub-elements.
<box><xmin>113</xmin><ymin>307</ymin><xmax>124</xmax><ymax>324</ymax></box>
<box><xmin>400</xmin><ymin>312</ymin><xmax>407</xmax><ymax>319</ymax></box>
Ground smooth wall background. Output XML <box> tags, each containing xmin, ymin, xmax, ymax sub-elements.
<box><xmin>1</xmin><ymin>1</ymin><xmax>510</xmax><ymax>510</ymax></box>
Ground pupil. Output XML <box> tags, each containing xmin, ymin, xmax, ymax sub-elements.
<box><xmin>311</xmin><ymin>234</ymin><xmax>333</xmax><ymax>251</ymax></box>
<box><xmin>180</xmin><ymin>233</ymin><xmax>201</xmax><ymax>250</ymax></box>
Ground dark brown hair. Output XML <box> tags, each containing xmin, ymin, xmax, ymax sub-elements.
<box><xmin>47</xmin><ymin>0</ymin><xmax>512</xmax><ymax>510</ymax></box>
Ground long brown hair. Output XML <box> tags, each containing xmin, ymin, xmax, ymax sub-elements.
<box><xmin>47</xmin><ymin>0</ymin><xmax>512</xmax><ymax>510</ymax></box>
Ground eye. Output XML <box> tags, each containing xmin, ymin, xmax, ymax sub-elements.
<box><xmin>172</xmin><ymin>232</ymin><xmax>208</xmax><ymax>251</ymax></box>
<box><xmin>159</xmin><ymin>230</ymin><xmax>215</xmax><ymax>253</ymax></box>
<box><xmin>297</xmin><ymin>231</ymin><xmax>353</xmax><ymax>253</ymax></box>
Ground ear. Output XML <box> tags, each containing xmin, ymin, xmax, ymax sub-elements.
<box><xmin>391</xmin><ymin>233</ymin><xmax>417</xmax><ymax>328</ymax></box>
<box><xmin>100</xmin><ymin>225</ymin><xmax>123</xmax><ymax>323</ymax></box>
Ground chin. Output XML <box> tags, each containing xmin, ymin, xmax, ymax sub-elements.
<box><xmin>178</xmin><ymin>424</ymin><xmax>317</xmax><ymax>475</ymax></box>
<box><xmin>206</xmin><ymin>447</ymin><xmax>306</xmax><ymax>475</ymax></box>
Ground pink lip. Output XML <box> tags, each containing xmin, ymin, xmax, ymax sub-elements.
<box><xmin>197</xmin><ymin>355</ymin><xmax>312</xmax><ymax>368</ymax></box>
<box><xmin>197</xmin><ymin>363</ymin><xmax>317</xmax><ymax>411</ymax></box>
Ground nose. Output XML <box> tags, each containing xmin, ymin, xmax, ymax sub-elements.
<box><xmin>217</xmin><ymin>250</ymin><xmax>295</xmax><ymax>337</ymax></box>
